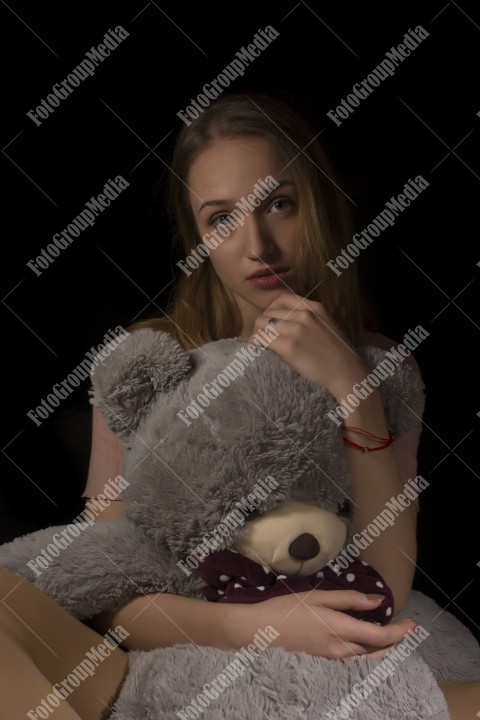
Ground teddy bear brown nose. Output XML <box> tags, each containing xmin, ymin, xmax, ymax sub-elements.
<box><xmin>289</xmin><ymin>533</ymin><xmax>320</xmax><ymax>560</ymax></box>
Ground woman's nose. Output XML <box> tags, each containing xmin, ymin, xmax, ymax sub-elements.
<box><xmin>243</xmin><ymin>215</ymin><xmax>275</xmax><ymax>257</ymax></box>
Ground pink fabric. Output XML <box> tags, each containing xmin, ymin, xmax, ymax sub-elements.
<box><xmin>82</xmin><ymin>333</ymin><xmax>424</xmax><ymax>503</ymax></box>
<box><xmin>82</xmin><ymin>406</ymin><xmax>125</xmax><ymax>499</ymax></box>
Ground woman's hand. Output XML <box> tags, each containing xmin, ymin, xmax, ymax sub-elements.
<box><xmin>226</xmin><ymin>590</ymin><xmax>417</xmax><ymax>659</ymax></box>
<box><xmin>248</xmin><ymin>291</ymin><xmax>418</xmax><ymax>619</ymax></box>
<box><xmin>248</xmin><ymin>292</ymin><xmax>366</xmax><ymax>397</ymax></box>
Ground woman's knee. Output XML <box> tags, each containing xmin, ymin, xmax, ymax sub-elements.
<box><xmin>0</xmin><ymin>571</ymin><xmax>36</xmax><ymax>645</ymax></box>
<box><xmin>438</xmin><ymin>680</ymin><xmax>480</xmax><ymax>720</ymax></box>
<box><xmin>0</xmin><ymin>568</ymin><xmax>28</xmax><ymax>607</ymax></box>
<box><xmin>0</xmin><ymin>600</ymin><xmax>27</xmax><ymax>651</ymax></box>
<box><xmin>0</xmin><ymin>567</ymin><xmax>26</xmax><ymax>596</ymax></box>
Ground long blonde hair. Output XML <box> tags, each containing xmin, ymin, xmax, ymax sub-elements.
<box><xmin>129</xmin><ymin>93</ymin><xmax>372</xmax><ymax>349</ymax></box>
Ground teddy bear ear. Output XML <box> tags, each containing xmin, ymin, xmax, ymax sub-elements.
<box><xmin>89</xmin><ymin>328</ymin><xmax>193</xmax><ymax>442</ymax></box>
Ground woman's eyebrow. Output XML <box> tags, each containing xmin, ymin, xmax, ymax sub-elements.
<box><xmin>197</xmin><ymin>180</ymin><xmax>296</xmax><ymax>214</ymax></box>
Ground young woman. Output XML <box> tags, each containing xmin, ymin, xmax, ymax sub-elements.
<box><xmin>1</xmin><ymin>93</ymin><xmax>478</xmax><ymax>719</ymax></box>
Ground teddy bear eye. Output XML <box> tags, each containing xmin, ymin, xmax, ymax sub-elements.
<box><xmin>247</xmin><ymin>509</ymin><xmax>262</xmax><ymax>521</ymax></box>
<box><xmin>337</xmin><ymin>499</ymin><xmax>352</xmax><ymax>517</ymax></box>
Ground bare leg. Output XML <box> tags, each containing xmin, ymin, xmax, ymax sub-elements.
<box><xmin>3</xmin><ymin>567</ymin><xmax>478</xmax><ymax>720</ymax></box>
<box><xmin>0</xmin><ymin>568</ymin><xmax>128</xmax><ymax>720</ymax></box>
<box><xmin>438</xmin><ymin>681</ymin><xmax>480</xmax><ymax>720</ymax></box>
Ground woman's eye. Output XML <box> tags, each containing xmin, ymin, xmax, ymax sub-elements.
<box><xmin>269</xmin><ymin>198</ymin><xmax>294</xmax><ymax>213</ymax></box>
<box><xmin>210</xmin><ymin>212</ymin><xmax>231</xmax><ymax>227</ymax></box>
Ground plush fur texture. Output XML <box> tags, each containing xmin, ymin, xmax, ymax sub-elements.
<box><xmin>1</xmin><ymin>329</ymin><xmax>479</xmax><ymax>719</ymax></box>
<box><xmin>113</xmin><ymin>643</ymin><xmax>450</xmax><ymax>720</ymax></box>
<box><xmin>91</xmin><ymin>330</ymin><xmax>426</xmax><ymax>558</ymax></box>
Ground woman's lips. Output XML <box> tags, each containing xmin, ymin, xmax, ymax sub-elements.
<box><xmin>247</xmin><ymin>270</ymin><xmax>292</xmax><ymax>288</ymax></box>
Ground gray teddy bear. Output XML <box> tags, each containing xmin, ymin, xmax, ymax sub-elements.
<box><xmin>1</xmin><ymin>328</ymin><xmax>479</xmax><ymax>719</ymax></box>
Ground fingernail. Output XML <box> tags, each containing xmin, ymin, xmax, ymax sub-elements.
<box><xmin>366</xmin><ymin>594</ymin><xmax>385</xmax><ymax>603</ymax></box>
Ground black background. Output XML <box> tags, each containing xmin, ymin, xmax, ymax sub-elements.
<box><xmin>1</xmin><ymin>1</ymin><xmax>479</xmax><ymax>641</ymax></box>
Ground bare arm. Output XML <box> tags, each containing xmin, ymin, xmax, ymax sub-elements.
<box><xmin>91</xmin><ymin>591</ymin><xmax>237</xmax><ymax>651</ymax></box>
<box><xmin>82</xmin><ymin>405</ymin><xmax>127</xmax><ymax>520</ymax></box>
<box><xmin>329</xmin><ymin>369</ymin><xmax>417</xmax><ymax>614</ymax></box>
<box><xmin>245</xmin><ymin>295</ymin><xmax>423</xmax><ymax>616</ymax></box>
<box><xmin>83</xmin><ymin>406</ymin><xmax>125</xmax><ymax>502</ymax></box>
<box><xmin>327</xmin><ymin>331</ymin><xmax>425</xmax><ymax>614</ymax></box>
<box><xmin>91</xmin><ymin>587</ymin><xmax>415</xmax><ymax>656</ymax></box>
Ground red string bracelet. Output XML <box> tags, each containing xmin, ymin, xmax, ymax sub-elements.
<box><xmin>341</xmin><ymin>425</ymin><xmax>396</xmax><ymax>453</ymax></box>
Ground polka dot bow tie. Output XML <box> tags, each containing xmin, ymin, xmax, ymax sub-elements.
<box><xmin>197</xmin><ymin>549</ymin><xmax>394</xmax><ymax>625</ymax></box>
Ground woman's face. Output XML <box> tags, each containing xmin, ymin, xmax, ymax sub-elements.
<box><xmin>187</xmin><ymin>136</ymin><xmax>299</xmax><ymax>337</ymax></box>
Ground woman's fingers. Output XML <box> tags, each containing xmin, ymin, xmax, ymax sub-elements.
<box><xmin>329</xmin><ymin>642</ymin><xmax>397</xmax><ymax>660</ymax></box>
<box><xmin>332</xmin><ymin>617</ymin><xmax>415</xmax><ymax>650</ymax></box>
<box><xmin>316</xmin><ymin>618</ymin><xmax>408</xmax><ymax>659</ymax></box>
<box><xmin>307</xmin><ymin>589</ymin><xmax>387</xmax><ymax>612</ymax></box>
<box><xmin>302</xmin><ymin>591</ymin><xmax>417</xmax><ymax>655</ymax></box>
<box><xmin>263</xmin><ymin>292</ymin><xmax>325</xmax><ymax>314</ymax></box>
<box><xmin>365</xmin><ymin>644</ymin><xmax>396</xmax><ymax>660</ymax></box>
<box><xmin>323</xmin><ymin>640</ymin><xmax>370</xmax><ymax>659</ymax></box>
<box><xmin>255</xmin><ymin>591</ymin><xmax>418</xmax><ymax>660</ymax></box>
